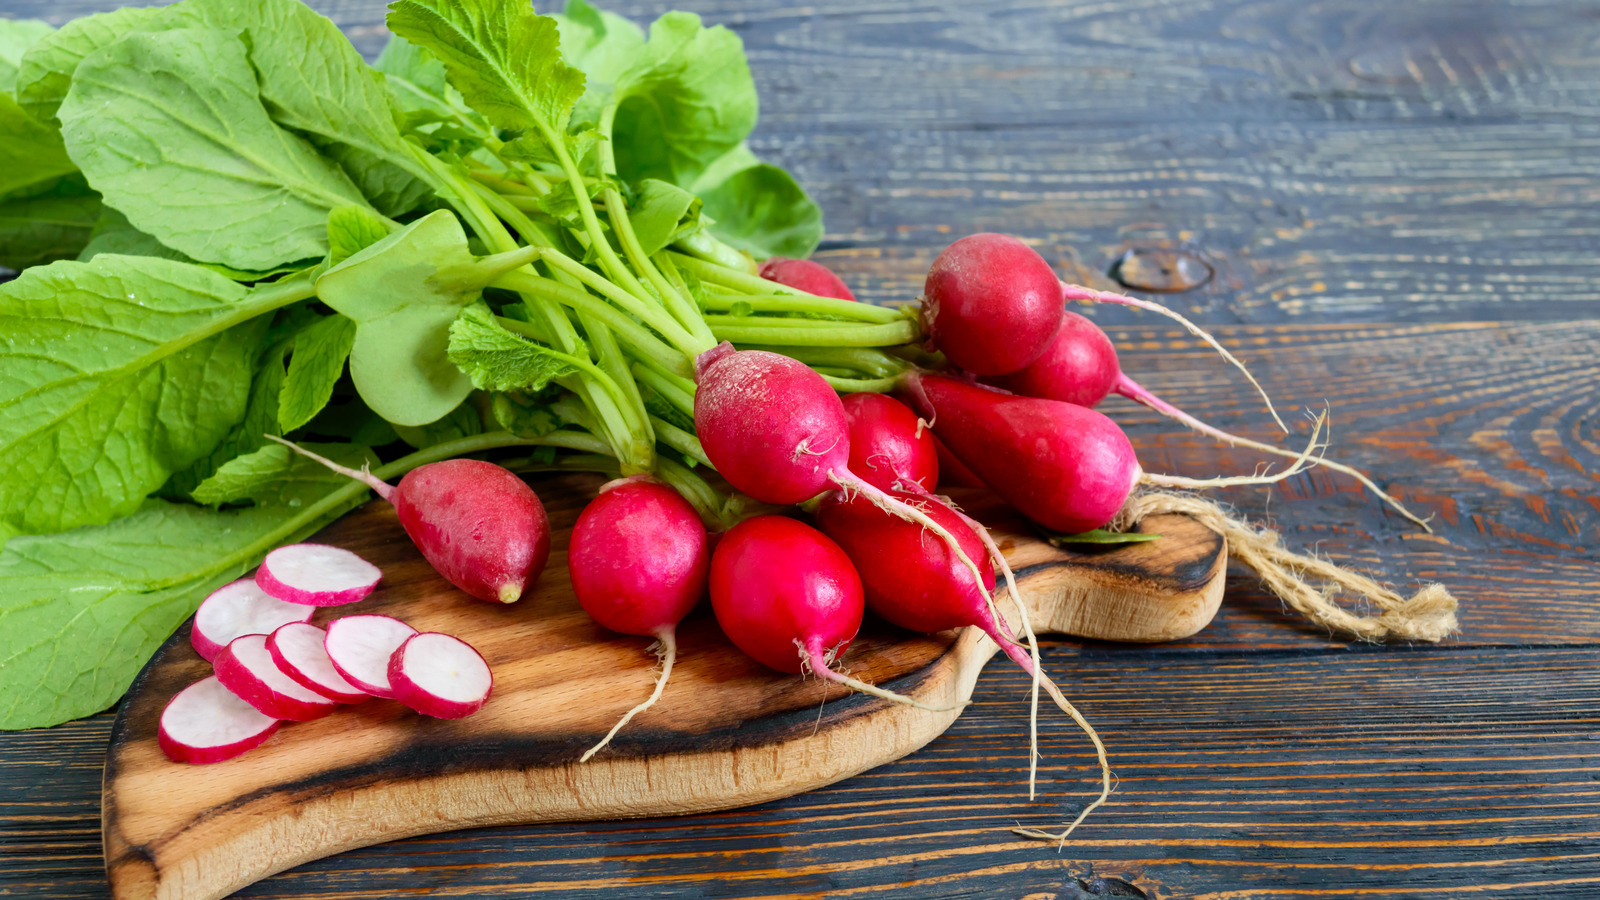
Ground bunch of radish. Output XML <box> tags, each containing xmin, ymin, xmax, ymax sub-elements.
<box><xmin>160</xmin><ymin>546</ymin><xmax>491</xmax><ymax>764</ymax></box>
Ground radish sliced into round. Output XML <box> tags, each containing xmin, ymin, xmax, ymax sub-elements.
<box><xmin>255</xmin><ymin>543</ymin><xmax>382</xmax><ymax>607</ymax></box>
<box><xmin>214</xmin><ymin>634</ymin><xmax>339</xmax><ymax>721</ymax></box>
<box><xmin>267</xmin><ymin>622</ymin><xmax>368</xmax><ymax>704</ymax></box>
<box><xmin>388</xmin><ymin>632</ymin><xmax>493</xmax><ymax>719</ymax></box>
<box><xmin>323</xmin><ymin>615</ymin><xmax>417</xmax><ymax>699</ymax></box>
<box><xmin>191</xmin><ymin>579</ymin><xmax>315</xmax><ymax>663</ymax></box>
<box><xmin>158</xmin><ymin>676</ymin><xmax>281</xmax><ymax>764</ymax></box>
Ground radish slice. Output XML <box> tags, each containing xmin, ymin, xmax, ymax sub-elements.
<box><xmin>158</xmin><ymin>676</ymin><xmax>281</xmax><ymax>764</ymax></box>
<box><xmin>214</xmin><ymin>634</ymin><xmax>339</xmax><ymax>721</ymax></box>
<box><xmin>323</xmin><ymin>615</ymin><xmax>417</xmax><ymax>699</ymax></box>
<box><xmin>255</xmin><ymin>543</ymin><xmax>382</xmax><ymax>607</ymax></box>
<box><xmin>267</xmin><ymin>622</ymin><xmax>369</xmax><ymax>704</ymax></box>
<box><xmin>191</xmin><ymin>579</ymin><xmax>316</xmax><ymax>663</ymax></box>
<box><xmin>388</xmin><ymin>632</ymin><xmax>493</xmax><ymax>719</ymax></box>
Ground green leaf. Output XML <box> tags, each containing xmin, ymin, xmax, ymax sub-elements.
<box><xmin>76</xmin><ymin>207</ymin><xmax>306</xmax><ymax>283</ymax></box>
<box><xmin>327</xmin><ymin>205</ymin><xmax>397</xmax><ymax>267</ymax></box>
<box><xmin>192</xmin><ymin>441</ymin><xmax>372</xmax><ymax>506</ymax></box>
<box><xmin>698</xmin><ymin>163</ymin><xmax>824</xmax><ymax>260</ymax></box>
<box><xmin>13</xmin><ymin>4</ymin><xmax>197</xmax><ymax>123</ymax></box>
<box><xmin>0</xmin><ymin>18</ymin><xmax>52</xmax><ymax>93</ymax></box>
<box><xmin>394</xmin><ymin>401</ymin><xmax>482</xmax><ymax>451</ymax></box>
<box><xmin>551</xmin><ymin>0</ymin><xmax>644</xmax><ymax>126</ymax></box>
<box><xmin>278</xmin><ymin>315</ymin><xmax>357</xmax><ymax>433</ymax></box>
<box><xmin>630</xmin><ymin>179</ymin><xmax>701</xmax><ymax>257</ymax></box>
<box><xmin>0</xmin><ymin>255</ymin><xmax>284</xmax><ymax>536</ymax></box>
<box><xmin>1044</xmin><ymin>529</ymin><xmax>1163</xmax><ymax>546</ymax></box>
<box><xmin>161</xmin><ymin>335</ymin><xmax>290</xmax><ymax>501</ymax></box>
<box><xmin>386</xmin><ymin>0</ymin><xmax>586</xmax><ymax>144</ymax></box>
<box><xmin>58</xmin><ymin>28</ymin><xmax>369</xmax><ymax>272</ymax></box>
<box><xmin>315</xmin><ymin>209</ymin><xmax>529</xmax><ymax>427</ymax></box>
<box><xmin>303</xmin><ymin>396</ymin><xmax>400</xmax><ymax>447</ymax></box>
<box><xmin>0</xmin><ymin>93</ymin><xmax>78</xmax><ymax>203</ymax></box>
<box><xmin>492</xmin><ymin>392</ymin><xmax>560</xmax><ymax>439</ymax></box>
<box><xmin>0</xmin><ymin>175</ymin><xmax>98</xmax><ymax>271</ymax></box>
<box><xmin>0</xmin><ymin>452</ymin><xmax>371</xmax><ymax>729</ymax></box>
<box><xmin>448</xmin><ymin>302</ymin><xmax>582</xmax><ymax>394</ymax></box>
<box><xmin>375</xmin><ymin>33</ymin><xmax>449</xmax><ymax>95</ymax></box>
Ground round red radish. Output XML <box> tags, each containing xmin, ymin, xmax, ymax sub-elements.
<box><xmin>387</xmin><ymin>632</ymin><xmax>493</xmax><ymax>719</ymax></box>
<box><xmin>841</xmin><ymin>393</ymin><xmax>937</xmax><ymax>494</ymax></box>
<box><xmin>693</xmin><ymin>344</ymin><xmax>852</xmax><ymax>505</ymax></box>
<box><xmin>255</xmin><ymin>543</ymin><xmax>382</xmax><ymax>607</ymax></box>
<box><xmin>158</xmin><ymin>676</ymin><xmax>282</xmax><ymax>765</ymax></box>
<box><xmin>902</xmin><ymin>372</ymin><xmax>1140</xmax><ymax>534</ymax></box>
<box><xmin>191</xmin><ymin>579</ymin><xmax>314</xmax><ymax>663</ymax></box>
<box><xmin>709</xmin><ymin>515</ymin><xmax>863</xmax><ymax>675</ymax></box>
<box><xmin>758</xmin><ymin>257</ymin><xmax>856</xmax><ymax>301</ymax></box>
<box><xmin>264</xmin><ymin>439</ymin><xmax>551</xmax><ymax>605</ymax></box>
<box><xmin>267</xmin><ymin>622</ymin><xmax>368</xmax><ymax>704</ymax></box>
<box><xmin>213</xmin><ymin>634</ymin><xmax>339</xmax><ymax>721</ymax></box>
<box><xmin>985</xmin><ymin>310</ymin><xmax>1120</xmax><ymax>407</ymax></box>
<box><xmin>323</xmin><ymin>615</ymin><xmax>417</xmax><ymax>699</ymax></box>
<box><xmin>921</xmin><ymin>233</ymin><xmax>1065</xmax><ymax>376</ymax></box>
<box><xmin>569</xmin><ymin>479</ymin><xmax>708</xmax><ymax>638</ymax></box>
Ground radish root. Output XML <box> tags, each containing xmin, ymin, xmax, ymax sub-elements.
<box><xmin>1060</xmin><ymin>282</ymin><xmax>1288</xmax><ymax>433</ymax></box>
<box><xmin>265</xmin><ymin>435</ymin><xmax>395</xmax><ymax>501</ymax></box>
<box><xmin>580</xmin><ymin>629</ymin><xmax>677</xmax><ymax>763</ymax></box>
<box><xmin>1141</xmin><ymin>411</ymin><xmax>1325</xmax><ymax>491</ymax></box>
<box><xmin>801</xmin><ymin>640</ymin><xmax>965</xmax><ymax>713</ymax></box>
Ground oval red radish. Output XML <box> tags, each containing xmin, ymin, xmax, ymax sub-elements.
<box><xmin>323</xmin><ymin>614</ymin><xmax>418</xmax><ymax>699</ymax></box>
<box><xmin>268</xmin><ymin>439</ymin><xmax>551</xmax><ymax>604</ymax></box>
<box><xmin>920</xmin><ymin>233</ymin><xmax>1064</xmax><ymax>376</ymax></box>
<box><xmin>841</xmin><ymin>393</ymin><xmax>937</xmax><ymax>493</ymax></box>
<box><xmin>255</xmin><ymin>543</ymin><xmax>382</xmax><ymax>607</ymax></box>
<box><xmin>267</xmin><ymin>622</ymin><xmax>368</xmax><ymax>704</ymax></box>
<box><xmin>930</xmin><ymin>433</ymin><xmax>985</xmax><ymax>489</ymax></box>
<box><xmin>213</xmin><ymin>634</ymin><xmax>339</xmax><ymax>721</ymax></box>
<box><xmin>387</xmin><ymin>632</ymin><xmax>493</xmax><ymax>719</ymax></box>
<box><xmin>158</xmin><ymin>676</ymin><xmax>282</xmax><ymax>765</ymax></box>
<box><xmin>191</xmin><ymin>579</ymin><xmax>314</xmax><ymax>663</ymax></box>
<box><xmin>758</xmin><ymin>257</ymin><xmax>856</xmax><ymax>301</ymax></box>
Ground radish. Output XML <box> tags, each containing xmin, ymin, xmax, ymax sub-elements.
<box><xmin>988</xmin><ymin>311</ymin><xmax>1431</xmax><ymax>530</ymax></box>
<box><xmin>158</xmin><ymin>676</ymin><xmax>282</xmax><ymax>765</ymax></box>
<box><xmin>323</xmin><ymin>614</ymin><xmax>418</xmax><ymax>699</ymax></box>
<box><xmin>841</xmin><ymin>393</ymin><xmax>937</xmax><ymax>493</ymax></box>
<box><xmin>920</xmin><ymin>233</ymin><xmax>1063</xmax><ymax>376</ymax></box>
<box><xmin>931</xmin><ymin>433</ymin><xmax>985</xmax><ymax>489</ymax></box>
<box><xmin>268</xmin><ymin>438</ymin><xmax>551</xmax><ymax>604</ymax></box>
<box><xmin>255</xmin><ymin>543</ymin><xmax>383</xmax><ymax>607</ymax></box>
<box><xmin>213</xmin><ymin>634</ymin><xmax>339</xmax><ymax>721</ymax></box>
<box><xmin>568</xmin><ymin>477</ymin><xmax>709</xmax><ymax>761</ymax></box>
<box><xmin>267</xmin><ymin>622</ymin><xmax>369</xmax><ymax>704</ymax></box>
<box><xmin>191</xmin><ymin>579</ymin><xmax>314</xmax><ymax>663</ymax></box>
<box><xmin>902</xmin><ymin>372</ymin><xmax>1322</xmax><ymax>534</ymax></box>
<box><xmin>759</xmin><ymin>257</ymin><xmax>856</xmax><ymax>301</ymax></box>
<box><xmin>709</xmin><ymin>515</ymin><xmax>952</xmax><ymax>711</ymax></box>
<box><xmin>387</xmin><ymin>632</ymin><xmax>493</xmax><ymax>719</ymax></box>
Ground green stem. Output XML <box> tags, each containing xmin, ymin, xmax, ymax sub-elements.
<box><xmin>494</xmin><ymin>314</ymin><xmax>648</xmax><ymax>453</ymax></box>
<box><xmin>701</xmin><ymin>291</ymin><xmax>899</xmax><ymax>324</ymax></box>
<box><xmin>653</xmin><ymin>456</ymin><xmax>731</xmax><ymax>531</ymax></box>
<box><xmin>494</xmin><ymin>270</ymin><xmax>695</xmax><ymax>378</ymax></box>
<box><xmin>539</xmin><ymin>120</ymin><xmax>652</xmax><ymax>302</ymax></box>
<box><xmin>706</xmin><ymin>317</ymin><xmax>919</xmax><ymax>347</ymax></box>
<box><xmin>534</xmin><ymin>250</ymin><xmax>707</xmax><ymax>357</ymax></box>
<box><xmin>743</xmin><ymin>345</ymin><xmax>909</xmax><ymax>379</ymax></box>
<box><xmin>650</xmin><ymin>415</ymin><xmax>711</xmax><ymax>467</ymax></box>
<box><xmin>673</xmin><ymin>231</ymin><xmax>756</xmax><ymax>274</ymax></box>
<box><xmin>819</xmin><ymin>372</ymin><xmax>903</xmax><ymax>393</ymax></box>
<box><xmin>631</xmin><ymin>362</ymin><xmax>696</xmax><ymax>419</ymax></box>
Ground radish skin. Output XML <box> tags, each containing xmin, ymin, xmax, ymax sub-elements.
<box><xmin>388</xmin><ymin>632</ymin><xmax>493</xmax><ymax>719</ymax></box>
<box><xmin>267</xmin><ymin>622</ymin><xmax>369</xmax><ymax>704</ymax></box>
<box><xmin>213</xmin><ymin>634</ymin><xmax>339</xmax><ymax>721</ymax></box>
<box><xmin>255</xmin><ymin>543</ymin><xmax>382</xmax><ymax>607</ymax></box>
<box><xmin>158</xmin><ymin>676</ymin><xmax>281</xmax><ymax>765</ymax></box>
<box><xmin>759</xmin><ymin>257</ymin><xmax>856</xmax><ymax>301</ymax></box>
<box><xmin>323</xmin><ymin>615</ymin><xmax>418</xmax><ymax>699</ymax></box>
<box><xmin>920</xmin><ymin>233</ymin><xmax>1064</xmax><ymax>376</ymax></box>
<box><xmin>191</xmin><ymin>579</ymin><xmax>314</xmax><ymax>663</ymax></box>
<box><xmin>841</xmin><ymin>393</ymin><xmax>937</xmax><ymax>493</ymax></box>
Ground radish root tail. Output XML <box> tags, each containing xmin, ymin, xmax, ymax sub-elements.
<box><xmin>1114</xmin><ymin>374</ymin><xmax>1433</xmax><ymax>532</ymax></box>
<box><xmin>1061</xmin><ymin>282</ymin><xmax>1288</xmax><ymax>433</ymax></box>
<box><xmin>265</xmin><ymin>435</ymin><xmax>396</xmax><ymax>502</ymax></box>
<box><xmin>1114</xmin><ymin>491</ymin><xmax>1459</xmax><ymax>642</ymax></box>
<box><xmin>1141</xmin><ymin>411</ymin><xmax>1325</xmax><ymax>491</ymax></box>
<box><xmin>580</xmin><ymin>629</ymin><xmax>678</xmax><ymax>763</ymax></box>
<box><xmin>803</xmin><ymin>642</ymin><xmax>965</xmax><ymax>713</ymax></box>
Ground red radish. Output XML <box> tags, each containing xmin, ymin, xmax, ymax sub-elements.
<box><xmin>988</xmin><ymin>311</ymin><xmax>1432</xmax><ymax>530</ymax></box>
<box><xmin>267</xmin><ymin>622</ymin><xmax>368</xmax><ymax>704</ymax></box>
<box><xmin>268</xmin><ymin>438</ymin><xmax>551</xmax><ymax>603</ymax></box>
<box><xmin>255</xmin><ymin>543</ymin><xmax>382</xmax><ymax>607</ymax></box>
<box><xmin>709</xmin><ymin>515</ymin><xmax>950</xmax><ymax>710</ymax></box>
<box><xmin>387</xmin><ymin>632</ymin><xmax>493</xmax><ymax>719</ymax></box>
<box><xmin>920</xmin><ymin>233</ymin><xmax>1063</xmax><ymax>376</ymax></box>
<box><xmin>213</xmin><ymin>634</ymin><xmax>339</xmax><ymax>721</ymax></box>
<box><xmin>568</xmin><ymin>477</ymin><xmax>709</xmax><ymax>761</ymax></box>
<box><xmin>158</xmin><ymin>676</ymin><xmax>282</xmax><ymax>764</ymax></box>
<box><xmin>191</xmin><ymin>579</ymin><xmax>314</xmax><ymax>663</ymax></box>
<box><xmin>759</xmin><ymin>257</ymin><xmax>856</xmax><ymax>301</ymax></box>
<box><xmin>841</xmin><ymin>393</ymin><xmax>937</xmax><ymax>493</ymax></box>
<box><xmin>931</xmin><ymin>434</ymin><xmax>985</xmax><ymax>489</ymax></box>
<box><xmin>323</xmin><ymin>614</ymin><xmax>418</xmax><ymax>699</ymax></box>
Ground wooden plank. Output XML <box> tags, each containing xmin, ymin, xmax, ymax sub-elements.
<box><xmin>10</xmin><ymin>646</ymin><xmax>1600</xmax><ymax>898</ymax></box>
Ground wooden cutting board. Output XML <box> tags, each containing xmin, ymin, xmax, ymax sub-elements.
<box><xmin>101</xmin><ymin>474</ymin><xmax>1226</xmax><ymax>900</ymax></box>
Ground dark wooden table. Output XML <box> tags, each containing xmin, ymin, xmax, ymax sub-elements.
<box><xmin>4</xmin><ymin>0</ymin><xmax>1599</xmax><ymax>897</ymax></box>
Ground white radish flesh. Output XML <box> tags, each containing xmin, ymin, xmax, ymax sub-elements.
<box><xmin>324</xmin><ymin>615</ymin><xmax>417</xmax><ymax>699</ymax></box>
<box><xmin>256</xmin><ymin>543</ymin><xmax>382</xmax><ymax>607</ymax></box>
<box><xmin>267</xmin><ymin>622</ymin><xmax>369</xmax><ymax>704</ymax></box>
<box><xmin>213</xmin><ymin>634</ymin><xmax>339</xmax><ymax>721</ymax></box>
<box><xmin>191</xmin><ymin>579</ymin><xmax>314</xmax><ymax>663</ymax></box>
<box><xmin>158</xmin><ymin>676</ymin><xmax>281</xmax><ymax>764</ymax></box>
<box><xmin>388</xmin><ymin>632</ymin><xmax>493</xmax><ymax>719</ymax></box>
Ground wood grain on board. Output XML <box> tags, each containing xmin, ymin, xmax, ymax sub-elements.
<box><xmin>1</xmin><ymin>0</ymin><xmax>1597</xmax><ymax>896</ymax></box>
